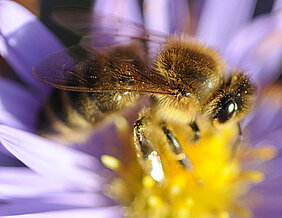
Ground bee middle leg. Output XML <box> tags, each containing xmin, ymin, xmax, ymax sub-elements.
<box><xmin>189</xmin><ymin>121</ymin><xmax>200</xmax><ymax>141</ymax></box>
<box><xmin>230</xmin><ymin>122</ymin><xmax>242</xmax><ymax>158</ymax></box>
<box><xmin>161</xmin><ymin>123</ymin><xmax>193</xmax><ymax>170</ymax></box>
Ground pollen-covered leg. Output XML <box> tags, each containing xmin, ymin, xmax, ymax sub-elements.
<box><xmin>161</xmin><ymin>124</ymin><xmax>193</xmax><ymax>170</ymax></box>
<box><xmin>134</xmin><ymin>116</ymin><xmax>164</xmax><ymax>183</ymax></box>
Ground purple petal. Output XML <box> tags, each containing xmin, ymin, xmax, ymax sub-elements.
<box><xmin>251</xmin><ymin>156</ymin><xmax>282</xmax><ymax>217</ymax></box>
<box><xmin>1</xmin><ymin>193</ymin><xmax>117</xmax><ymax>217</ymax></box>
<box><xmin>0</xmin><ymin>0</ymin><xmax>63</xmax><ymax>98</ymax></box>
<box><xmin>196</xmin><ymin>0</ymin><xmax>256</xmax><ymax>50</ymax></box>
<box><xmin>224</xmin><ymin>11</ymin><xmax>282</xmax><ymax>88</ymax></box>
<box><xmin>0</xmin><ymin>152</ymin><xmax>21</xmax><ymax>166</ymax></box>
<box><xmin>0</xmin><ymin>125</ymin><xmax>105</xmax><ymax>191</ymax></box>
<box><xmin>5</xmin><ymin>207</ymin><xmax>122</xmax><ymax>218</ymax></box>
<box><xmin>0</xmin><ymin>167</ymin><xmax>65</xmax><ymax>199</ymax></box>
<box><xmin>273</xmin><ymin>0</ymin><xmax>282</xmax><ymax>11</ymax></box>
<box><xmin>95</xmin><ymin>0</ymin><xmax>142</xmax><ymax>23</ymax></box>
<box><xmin>0</xmin><ymin>78</ymin><xmax>40</xmax><ymax>131</ymax></box>
<box><xmin>143</xmin><ymin>0</ymin><xmax>170</xmax><ymax>34</ymax></box>
<box><xmin>252</xmin><ymin>193</ymin><xmax>282</xmax><ymax>218</ymax></box>
<box><xmin>0</xmin><ymin>167</ymin><xmax>117</xmax><ymax>216</ymax></box>
<box><xmin>75</xmin><ymin>124</ymin><xmax>119</xmax><ymax>159</ymax></box>
<box><xmin>168</xmin><ymin>0</ymin><xmax>190</xmax><ymax>33</ymax></box>
<box><xmin>247</xmin><ymin>95</ymin><xmax>282</xmax><ymax>147</ymax></box>
<box><xmin>93</xmin><ymin>0</ymin><xmax>143</xmax><ymax>47</ymax></box>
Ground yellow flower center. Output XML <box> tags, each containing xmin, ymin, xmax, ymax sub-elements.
<box><xmin>101</xmin><ymin>117</ymin><xmax>276</xmax><ymax>218</ymax></box>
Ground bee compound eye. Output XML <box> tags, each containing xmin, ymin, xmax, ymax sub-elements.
<box><xmin>216</xmin><ymin>100</ymin><xmax>237</xmax><ymax>123</ymax></box>
<box><xmin>226</xmin><ymin>101</ymin><xmax>235</xmax><ymax>114</ymax></box>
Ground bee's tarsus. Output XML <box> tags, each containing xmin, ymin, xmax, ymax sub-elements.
<box><xmin>231</xmin><ymin>122</ymin><xmax>242</xmax><ymax>159</ymax></box>
<box><xmin>162</xmin><ymin>124</ymin><xmax>193</xmax><ymax>170</ymax></box>
<box><xmin>189</xmin><ymin>121</ymin><xmax>201</xmax><ymax>141</ymax></box>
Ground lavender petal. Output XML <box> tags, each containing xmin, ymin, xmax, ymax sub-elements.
<box><xmin>246</xmin><ymin>92</ymin><xmax>282</xmax><ymax>147</ymax></box>
<box><xmin>143</xmin><ymin>0</ymin><xmax>170</xmax><ymax>34</ymax></box>
<box><xmin>196</xmin><ymin>0</ymin><xmax>256</xmax><ymax>51</ymax></box>
<box><xmin>4</xmin><ymin>206</ymin><xmax>122</xmax><ymax>218</ymax></box>
<box><xmin>273</xmin><ymin>0</ymin><xmax>282</xmax><ymax>11</ymax></box>
<box><xmin>224</xmin><ymin>11</ymin><xmax>282</xmax><ymax>88</ymax></box>
<box><xmin>1</xmin><ymin>194</ymin><xmax>117</xmax><ymax>217</ymax></box>
<box><xmin>168</xmin><ymin>0</ymin><xmax>190</xmax><ymax>33</ymax></box>
<box><xmin>251</xmin><ymin>155</ymin><xmax>282</xmax><ymax>217</ymax></box>
<box><xmin>0</xmin><ymin>125</ymin><xmax>105</xmax><ymax>192</ymax></box>
<box><xmin>0</xmin><ymin>167</ymin><xmax>117</xmax><ymax>216</ymax></box>
<box><xmin>0</xmin><ymin>78</ymin><xmax>40</xmax><ymax>131</ymax></box>
<box><xmin>0</xmin><ymin>167</ymin><xmax>65</xmax><ymax>199</ymax></box>
<box><xmin>95</xmin><ymin>0</ymin><xmax>142</xmax><ymax>23</ymax></box>
<box><xmin>0</xmin><ymin>0</ymin><xmax>63</xmax><ymax>98</ymax></box>
<box><xmin>93</xmin><ymin>0</ymin><xmax>143</xmax><ymax>47</ymax></box>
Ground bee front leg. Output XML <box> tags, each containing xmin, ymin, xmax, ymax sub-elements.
<box><xmin>231</xmin><ymin>122</ymin><xmax>242</xmax><ymax>158</ymax></box>
<box><xmin>161</xmin><ymin>123</ymin><xmax>193</xmax><ymax>170</ymax></box>
<box><xmin>189</xmin><ymin>121</ymin><xmax>201</xmax><ymax>141</ymax></box>
<box><xmin>134</xmin><ymin>116</ymin><xmax>165</xmax><ymax>183</ymax></box>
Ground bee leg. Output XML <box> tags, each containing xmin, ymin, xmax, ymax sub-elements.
<box><xmin>134</xmin><ymin>117</ymin><xmax>165</xmax><ymax>183</ymax></box>
<box><xmin>231</xmin><ymin>122</ymin><xmax>242</xmax><ymax>158</ymax></box>
<box><xmin>189</xmin><ymin>121</ymin><xmax>201</xmax><ymax>141</ymax></box>
<box><xmin>161</xmin><ymin>124</ymin><xmax>193</xmax><ymax>170</ymax></box>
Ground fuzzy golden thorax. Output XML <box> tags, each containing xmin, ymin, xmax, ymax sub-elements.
<box><xmin>152</xmin><ymin>36</ymin><xmax>225</xmax><ymax>105</ymax></box>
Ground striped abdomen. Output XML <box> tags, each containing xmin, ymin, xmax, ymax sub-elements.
<box><xmin>38</xmin><ymin>89</ymin><xmax>139</xmax><ymax>142</ymax></box>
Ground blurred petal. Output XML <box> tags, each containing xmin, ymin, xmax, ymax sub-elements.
<box><xmin>95</xmin><ymin>0</ymin><xmax>142</xmax><ymax>23</ymax></box>
<box><xmin>143</xmin><ymin>0</ymin><xmax>170</xmax><ymax>34</ymax></box>
<box><xmin>0</xmin><ymin>167</ymin><xmax>116</xmax><ymax>216</ymax></box>
<box><xmin>0</xmin><ymin>78</ymin><xmax>39</xmax><ymax>131</ymax></box>
<box><xmin>251</xmin><ymin>155</ymin><xmax>282</xmax><ymax>217</ymax></box>
<box><xmin>168</xmin><ymin>0</ymin><xmax>190</xmax><ymax>33</ymax></box>
<box><xmin>4</xmin><ymin>206</ymin><xmax>122</xmax><ymax>218</ymax></box>
<box><xmin>196</xmin><ymin>0</ymin><xmax>256</xmax><ymax>50</ymax></box>
<box><xmin>273</xmin><ymin>0</ymin><xmax>282</xmax><ymax>11</ymax></box>
<box><xmin>0</xmin><ymin>0</ymin><xmax>63</xmax><ymax>98</ymax></box>
<box><xmin>0</xmin><ymin>167</ymin><xmax>65</xmax><ymax>199</ymax></box>
<box><xmin>0</xmin><ymin>125</ymin><xmax>105</xmax><ymax>191</ymax></box>
<box><xmin>224</xmin><ymin>11</ymin><xmax>282</xmax><ymax>88</ymax></box>
<box><xmin>93</xmin><ymin>0</ymin><xmax>143</xmax><ymax>46</ymax></box>
<box><xmin>246</xmin><ymin>85</ymin><xmax>282</xmax><ymax>148</ymax></box>
<box><xmin>0</xmin><ymin>152</ymin><xmax>21</xmax><ymax>166</ymax></box>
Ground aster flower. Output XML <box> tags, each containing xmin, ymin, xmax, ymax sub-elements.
<box><xmin>0</xmin><ymin>0</ymin><xmax>282</xmax><ymax>218</ymax></box>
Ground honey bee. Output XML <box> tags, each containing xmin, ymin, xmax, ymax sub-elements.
<box><xmin>34</xmin><ymin>8</ymin><xmax>255</xmax><ymax>182</ymax></box>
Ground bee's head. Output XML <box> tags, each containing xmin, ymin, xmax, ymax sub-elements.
<box><xmin>206</xmin><ymin>72</ymin><xmax>256</xmax><ymax>126</ymax></box>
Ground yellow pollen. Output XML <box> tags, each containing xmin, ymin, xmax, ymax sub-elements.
<box><xmin>248</xmin><ymin>146</ymin><xmax>276</xmax><ymax>160</ymax></box>
<box><xmin>185</xmin><ymin>197</ymin><xmax>194</xmax><ymax>207</ymax></box>
<box><xmin>218</xmin><ymin>210</ymin><xmax>230</xmax><ymax>218</ymax></box>
<box><xmin>142</xmin><ymin>176</ymin><xmax>155</xmax><ymax>188</ymax></box>
<box><xmin>104</xmin><ymin>121</ymin><xmax>275</xmax><ymax>218</ymax></box>
<box><xmin>242</xmin><ymin>171</ymin><xmax>265</xmax><ymax>183</ymax></box>
<box><xmin>114</xmin><ymin>116</ymin><xmax>130</xmax><ymax>136</ymax></box>
<box><xmin>101</xmin><ymin>155</ymin><xmax>120</xmax><ymax>170</ymax></box>
<box><xmin>170</xmin><ymin>184</ymin><xmax>181</xmax><ymax>195</ymax></box>
<box><xmin>147</xmin><ymin>195</ymin><xmax>162</xmax><ymax>208</ymax></box>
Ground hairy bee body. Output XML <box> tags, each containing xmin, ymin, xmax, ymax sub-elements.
<box><xmin>37</xmin><ymin>38</ymin><xmax>224</xmax><ymax>139</ymax></box>
<box><xmin>37</xmin><ymin>43</ymin><xmax>145</xmax><ymax>141</ymax></box>
<box><xmin>35</xmin><ymin>35</ymin><xmax>255</xmax><ymax>181</ymax></box>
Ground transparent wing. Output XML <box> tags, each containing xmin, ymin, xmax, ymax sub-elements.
<box><xmin>52</xmin><ymin>7</ymin><xmax>168</xmax><ymax>45</ymax></box>
<box><xmin>33</xmin><ymin>45</ymin><xmax>174</xmax><ymax>95</ymax></box>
